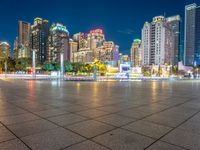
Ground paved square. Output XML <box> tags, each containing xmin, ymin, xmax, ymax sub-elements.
<box><xmin>0</xmin><ymin>80</ymin><xmax>200</xmax><ymax>150</ymax></box>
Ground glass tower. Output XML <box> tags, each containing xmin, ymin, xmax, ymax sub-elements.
<box><xmin>184</xmin><ymin>3</ymin><xmax>200</xmax><ymax>66</ymax></box>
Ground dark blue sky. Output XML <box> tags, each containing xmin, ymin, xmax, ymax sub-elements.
<box><xmin>0</xmin><ymin>0</ymin><xmax>197</xmax><ymax>54</ymax></box>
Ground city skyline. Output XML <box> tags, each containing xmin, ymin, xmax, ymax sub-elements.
<box><xmin>0</xmin><ymin>0</ymin><xmax>194</xmax><ymax>55</ymax></box>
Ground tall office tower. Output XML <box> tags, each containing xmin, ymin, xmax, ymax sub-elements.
<box><xmin>142</xmin><ymin>22</ymin><xmax>151</xmax><ymax>65</ymax></box>
<box><xmin>30</xmin><ymin>18</ymin><xmax>49</xmax><ymax>65</ymax></box>
<box><xmin>73</xmin><ymin>32</ymin><xmax>87</xmax><ymax>49</ymax></box>
<box><xmin>142</xmin><ymin>16</ymin><xmax>174</xmax><ymax>66</ymax></box>
<box><xmin>184</xmin><ymin>3</ymin><xmax>200</xmax><ymax>66</ymax></box>
<box><xmin>131</xmin><ymin>39</ymin><xmax>142</xmax><ymax>67</ymax></box>
<box><xmin>87</xmin><ymin>29</ymin><xmax>105</xmax><ymax>50</ymax></box>
<box><xmin>48</xmin><ymin>23</ymin><xmax>70</xmax><ymax>63</ymax></box>
<box><xmin>18</xmin><ymin>21</ymin><xmax>31</xmax><ymax>58</ymax></box>
<box><xmin>99</xmin><ymin>41</ymin><xmax>115</xmax><ymax>61</ymax></box>
<box><xmin>69</xmin><ymin>39</ymin><xmax>78</xmax><ymax>62</ymax></box>
<box><xmin>13</xmin><ymin>37</ymin><xmax>19</xmax><ymax>59</ymax></box>
<box><xmin>0</xmin><ymin>42</ymin><xmax>10</xmax><ymax>58</ymax></box>
<box><xmin>166</xmin><ymin>15</ymin><xmax>181</xmax><ymax>64</ymax></box>
<box><xmin>111</xmin><ymin>45</ymin><xmax>119</xmax><ymax>62</ymax></box>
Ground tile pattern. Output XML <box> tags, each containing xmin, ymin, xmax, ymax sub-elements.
<box><xmin>0</xmin><ymin>80</ymin><xmax>199</xmax><ymax>150</ymax></box>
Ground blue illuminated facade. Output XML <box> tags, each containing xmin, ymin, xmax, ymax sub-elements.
<box><xmin>185</xmin><ymin>3</ymin><xmax>200</xmax><ymax>66</ymax></box>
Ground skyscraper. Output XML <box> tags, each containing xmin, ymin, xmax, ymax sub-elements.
<box><xmin>30</xmin><ymin>18</ymin><xmax>49</xmax><ymax>65</ymax></box>
<box><xmin>184</xmin><ymin>3</ymin><xmax>200</xmax><ymax>66</ymax></box>
<box><xmin>111</xmin><ymin>45</ymin><xmax>119</xmax><ymax>62</ymax></box>
<box><xmin>166</xmin><ymin>15</ymin><xmax>181</xmax><ymax>64</ymax></box>
<box><xmin>13</xmin><ymin>37</ymin><xmax>19</xmax><ymax>59</ymax></box>
<box><xmin>69</xmin><ymin>39</ymin><xmax>78</xmax><ymax>62</ymax></box>
<box><xmin>142</xmin><ymin>16</ymin><xmax>174</xmax><ymax>66</ymax></box>
<box><xmin>0</xmin><ymin>42</ymin><xmax>10</xmax><ymax>59</ymax></box>
<box><xmin>131</xmin><ymin>39</ymin><xmax>142</xmax><ymax>67</ymax></box>
<box><xmin>87</xmin><ymin>29</ymin><xmax>105</xmax><ymax>50</ymax></box>
<box><xmin>73</xmin><ymin>32</ymin><xmax>87</xmax><ymax>49</ymax></box>
<box><xmin>18</xmin><ymin>21</ymin><xmax>31</xmax><ymax>58</ymax></box>
<box><xmin>72</xmin><ymin>29</ymin><xmax>118</xmax><ymax>63</ymax></box>
<box><xmin>87</xmin><ymin>29</ymin><xmax>105</xmax><ymax>59</ymax></box>
<box><xmin>142</xmin><ymin>22</ymin><xmax>151</xmax><ymax>65</ymax></box>
<box><xmin>48</xmin><ymin>23</ymin><xmax>70</xmax><ymax>63</ymax></box>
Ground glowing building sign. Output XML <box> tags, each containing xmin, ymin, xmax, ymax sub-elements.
<box><xmin>52</xmin><ymin>25</ymin><xmax>69</xmax><ymax>33</ymax></box>
<box><xmin>90</xmin><ymin>29</ymin><xmax>103</xmax><ymax>34</ymax></box>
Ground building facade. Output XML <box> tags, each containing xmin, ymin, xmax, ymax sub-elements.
<box><xmin>18</xmin><ymin>21</ymin><xmax>31</xmax><ymax>58</ymax></box>
<box><xmin>131</xmin><ymin>39</ymin><xmax>142</xmax><ymax>67</ymax></box>
<box><xmin>48</xmin><ymin>23</ymin><xmax>70</xmax><ymax>63</ymax></box>
<box><xmin>72</xmin><ymin>29</ymin><xmax>118</xmax><ymax>63</ymax></box>
<box><xmin>69</xmin><ymin>39</ymin><xmax>78</xmax><ymax>62</ymax></box>
<box><xmin>111</xmin><ymin>45</ymin><xmax>119</xmax><ymax>62</ymax></box>
<box><xmin>30</xmin><ymin>18</ymin><xmax>49</xmax><ymax>65</ymax></box>
<box><xmin>185</xmin><ymin>3</ymin><xmax>200</xmax><ymax>66</ymax></box>
<box><xmin>166</xmin><ymin>15</ymin><xmax>181</xmax><ymax>64</ymax></box>
<box><xmin>0</xmin><ymin>42</ymin><xmax>10</xmax><ymax>59</ymax></box>
<box><xmin>13</xmin><ymin>37</ymin><xmax>19</xmax><ymax>59</ymax></box>
<box><xmin>142</xmin><ymin>16</ymin><xmax>175</xmax><ymax>66</ymax></box>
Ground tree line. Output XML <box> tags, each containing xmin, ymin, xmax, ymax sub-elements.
<box><xmin>0</xmin><ymin>57</ymin><xmax>107</xmax><ymax>75</ymax></box>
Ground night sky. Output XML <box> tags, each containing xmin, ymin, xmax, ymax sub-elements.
<box><xmin>0</xmin><ymin>0</ymin><xmax>197</xmax><ymax>55</ymax></box>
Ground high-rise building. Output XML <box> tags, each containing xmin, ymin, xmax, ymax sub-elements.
<box><xmin>98</xmin><ymin>41</ymin><xmax>115</xmax><ymax>61</ymax></box>
<box><xmin>166</xmin><ymin>15</ymin><xmax>181</xmax><ymax>64</ymax></box>
<box><xmin>30</xmin><ymin>18</ymin><xmax>49</xmax><ymax>65</ymax></box>
<box><xmin>111</xmin><ymin>45</ymin><xmax>119</xmax><ymax>62</ymax></box>
<box><xmin>48</xmin><ymin>23</ymin><xmax>70</xmax><ymax>63</ymax></box>
<box><xmin>184</xmin><ymin>3</ymin><xmax>200</xmax><ymax>66</ymax></box>
<box><xmin>13</xmin><ymin>37</ymin><xmax>19</xmax><ymax>59</ymax></box>
<box><xmin>121</xmin><ymin>55</ymin><xmax>129</xmax><ymax>62</ymax></box>
<box><xmin>142</xmin><ymin>16</ymin><xmax>174</xmax><ymax>66</ymax></box>
<box><xmin>131</xmin><ymin>39</ymin><xmax>142</xmax><ymax>67</ymax></box>
<box><xmin>18</xmin><ymin>21</ymin><xmax>31</xmax><ymax>58</ymax></box>
<box><xmin>69</xmin><ymin>39</ymin><xmax>78</xmax><ymax>62</ymax></box>
<box><xmin>142</xmin><ymin>22</ymin><xmax>151</xmax><ymax>65</ymax></box>
<box><xmin>72</xmin><ymin>29</ymin><xmax>119</xmax><ymax>63</ymax></box>
<box><xmin>0</xmin><ymin>42</ymin><xmax>10</xmax><ymax>59</ymax></box>
<box><xmin>73</xmin><ymin>32</ymin><xmax>87</xmax><ymax>49</ymax></box>
<box><xmin>87</xmin><ymin>29</ymin><xmax>105</xmax><ymax>50</ymax></box>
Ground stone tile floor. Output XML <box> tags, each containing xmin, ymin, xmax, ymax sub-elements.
<box><xmin>0</xmin><ymin>79</ymin><xmax>200</xmax><ymax>150</ymax></box>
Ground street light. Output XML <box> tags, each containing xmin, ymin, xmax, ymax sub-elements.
<box><xmin>32</xmin><ymin>49</ymin><xmax>36</xmax><ymax>79</ymax></box>
<box><xmin>4</xmin><ymin>60</ymin><xmax>7</xmax><ymax>78</ymax></box>
<box><xmin>60</xmin><ymin>52</ymin><xmax>64</xmax><ymax>79</ymax></box>
<box><xmin>59</xmin><ymin>38</ymin><xmax>66</xmax><ymax>80</ymax></box>
<box><xmin>93</xmin><ymin>64</ymin><xmax>97</xmax><ymax>80</ymax></box>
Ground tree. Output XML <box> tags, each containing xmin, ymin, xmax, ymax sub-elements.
<box><xmin>171</xmin><ymin>65</ymin><xmax>178</xmax><ymax>75</ymax></box>
<box><xmin>94</xmin><ymin>60</ymin><xmax>107</xmax><ymax>74</ymax></box>
<box><xmin>71</xmin><ymin>62</ymin><xmax>83</xmax><ymax>74</ymax></box>
<box><xmin>158</xmin><ymin>65</ymin><xmax>163</xmax><ymax>77</ymax></box>
<box><xmin>43</xmin><ymin>62</ymin><xmax>54</xmax><ymax>71</ymax></box>
<box><xmin>84</xmin><ymin>64</ymin><xmax>93</xmax><ymax>74</ymax></box>
<box><xmin>15</xmin><ymin>58</ymin><xmax>32</xmax><ymax>70</ymax></box>
<box><xmin>7</xmin><ymin>57</ymin><xmax>16</xmax><ymax>71</ymax></box>
<box><xmin>0</xmin><ymin>59</ymin><xmax>5</xmax><ymax>72</ymax></box>
<box><xmin>0</xmin><ymin>57</ymin><xmax>16</xmax><ymax>72</ymax></box>
<box><xmin>64</xmin><ymin>61</ymin><xmax>73</xmax><ymax>72</ymax></box>
<box><xmin>142</xmin><ymin>66</ymin><xmax>151</xmax><ymax>76</ymax></box>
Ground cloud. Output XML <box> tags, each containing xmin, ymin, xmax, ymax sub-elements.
<box><xmin>117</xmin><ymin>29</ymin><xmax>134</xmax><ymax>35</ymax></box>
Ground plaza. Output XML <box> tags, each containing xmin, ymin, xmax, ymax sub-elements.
<box><xmin>0</xmin><ymin>79</ymin><xmax>200</xmax><ymax>150</ymax></box>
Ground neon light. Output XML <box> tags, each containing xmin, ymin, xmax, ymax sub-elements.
<box><xmin>90</xmin><ymin>29</ymin><xmax>103</xmax><ymax>34</ymax></box>
<box><xmin>52</xmin><ymin>26</ymin><xmax>69</xmax><ymax>33</ymax></box>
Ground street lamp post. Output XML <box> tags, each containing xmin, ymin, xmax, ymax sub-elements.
<box><xmin>4</xmin><ymin>60</ymin><xmax>7</xmax><ymax>78</ymax></box>
<box><xmin>93</xmin><ymin>64</ymin><xmax>97</xmax><ymax>80</ymax></box>
<box><xmin>60</xmin><ymin>52</ymin><xmax>64</xmax><ymax>80</ymax></box>
<box><xmin>32</xmin><ymin>49</ymin><xmax>36</xmax><ymax>79</ymax></box>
